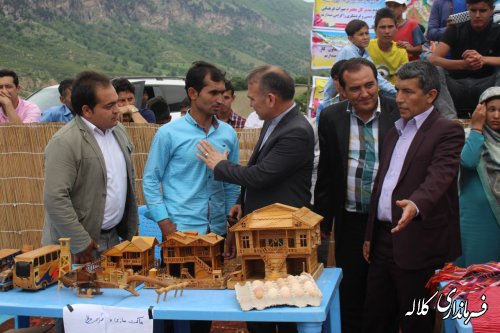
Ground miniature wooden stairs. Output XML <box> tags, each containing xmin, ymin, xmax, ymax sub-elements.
<box><xmin>192</xmin><ymin>256</ymin><xmax>212</xmax><ymax>274</ymax></box>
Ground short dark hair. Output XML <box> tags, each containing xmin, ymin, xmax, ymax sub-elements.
<box><xmin>225</xmin><ymin>80</ymin><xmax>235</xmax><ymax>95</ymax></box>
<box><xmin>58</xmin><ymin>79</ymin><xmax>74</xmax><ymax>96</ymax></box>
<box><xmin>0</xmin><ymin>69</ymin><xmax>19</xmax><ymax>87</ymax></box>
<box><xmin>374</xmin><ymin>7</ymin><xmax>397</xmax><ymax>28</ymax></box>
<box><xmin>146</xmin><ymin>96</ymin><xmax>170</xmax><ymax>123</ymax></box>
<box><xmin>345</xmin><ymin>20</ymin><xmax>369</xmax><ymax>37</ymax></box>
<box><xmin>71</xmin><ymin>71</ymin><xmax>111</xmax><ymax>116</ymax></box>
<box><xmin>338</xmin><ymin>58</ymin><xmax>378</xmax><ymax>88</ymax></box>
<box><xmin>246</xmin><ymin>65</ymin><xmax>295</xmax><ymax>101</ymax></box>
<box><xmin>331</xmin><ymin>60</ymin><xmax>348</xmax><ymax>80</ymax></box>
<box><xmin>112</xmin><ymin>78</ymin><xmax>135</xmax><ymax>95</ymax></box>
<box><xmin>185</xmin><ymin>61</ymin><xmax>225</xmax><ymax>97</ymax></box>
<box><xmin>466</xmin><ymin>0</ymin><xmax>495</xmax><ymax>7</ymax></box>
<box><xmin>397</xmin><ymin>61</ymin><xmax>441</xmax><ymax>101</ymax></box>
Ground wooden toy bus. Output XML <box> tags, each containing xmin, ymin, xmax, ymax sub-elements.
<box><xmin>0</xmin><ymin>249</ymin><xmax>22</xmax><ymax>272</ymax></box>
<box><xmin>13</xmin><ymin>245</ymin><xmax>61</xmax><ymax>290</ymax></box>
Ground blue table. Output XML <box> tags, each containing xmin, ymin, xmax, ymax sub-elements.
<box><xmin>0</xmin><ymin>268</ymin><xmax>342</xmax><ymax>333</ymax></box>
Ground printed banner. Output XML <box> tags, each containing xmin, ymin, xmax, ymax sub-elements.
<box><xmin>308</xmin><ymin>76</ymin><xmax>329</xmax><ymax>118</ymax></box>
<box><xmin>313</xmin><ymin>0</ymin><xmax>385</xmax><ymax>30</ymax></box>
<box><xmin>310</xmin><ymin>29</ymin><xmax>349</xmax><ymax>69</ymax></box>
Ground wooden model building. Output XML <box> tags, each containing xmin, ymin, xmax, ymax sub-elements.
<box><xmin>228</xmin><ymin>203</ymin><xmax>323</xmax><ymax>285</ymax></box>
<box><xmin>99</xmin><ymin>236</ymin><xmax>158</xmax><ymax>278</ymax></box>
<box><xmin>150</xmin><ymin>231</ymin><xmax>226</xmax><ymax>288</ymax></box>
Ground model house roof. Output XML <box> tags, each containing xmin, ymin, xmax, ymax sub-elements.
<box><xmin>103</xmin><ymin>236</ymin><xmax>158</xmax><ymax>257</ymax></box>
<box><xmin>230</xmin><ymin>203</ymin><xmax>323</xmax><ymax>232</ymax></box>
<box><xmin>160</xmin><ymin>231</ymin><xmax>224</xmax><ymax>247</ymax></box>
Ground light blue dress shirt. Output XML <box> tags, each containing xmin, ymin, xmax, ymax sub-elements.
<box><xmin>320</xmin><ymin>42</ymin><xmax>396</xmax><ymax>109</ymax></box>
<box><xmin>143</xmin><ymin>112</ymin><xmax>240</xmax><ymax>236</ymax></box>
<box><xmin>39</xmin><ymin>105</ymin><xmax>74</xmax><ymax>123</ymax></box>
<box><xmin>376</xmin><ymin>107</ymin><xmax>434</xmax><ymax>222</ymax></box>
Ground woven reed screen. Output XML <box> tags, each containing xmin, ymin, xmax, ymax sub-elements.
<box><xmin>0</xmin><ymin>123</ymin><xmax>261</xmax><ymax>249</ymax></box>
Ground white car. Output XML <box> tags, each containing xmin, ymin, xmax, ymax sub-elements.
<box><xmin>27</xmin><ymin>76</ymin><xmax>187</xmax><ymax>120</ymax></box>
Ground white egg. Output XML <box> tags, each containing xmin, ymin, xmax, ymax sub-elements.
<box><xmin>280</xmin><ymin>286</ymin><xmax>291</xmax><ymax>299</ymax></box>
<box><xmin>268</xmin><ymin>287</ymin><xmax>279</xmax><ymax>299</ymax></box>
<box><xmin>253</xmin><ymin>286</ymin><xmax>265</xmax><ymax>299</ymax></box>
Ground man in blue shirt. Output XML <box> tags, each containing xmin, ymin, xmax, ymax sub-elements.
<box><xmin>39</xmin><ymin>79</ymin><xmax>74</xmax><ymax>122</ymax></box>
<box><xmin>143</xmin><ymin>61</ymin><xmax>240</xmax><ymax>241</ymax></box>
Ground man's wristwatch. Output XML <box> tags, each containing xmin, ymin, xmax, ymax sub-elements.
<box><xmin>131</xmin><ymin>106</ymin><xmax>139</xmax><ymax>113</ymax></box>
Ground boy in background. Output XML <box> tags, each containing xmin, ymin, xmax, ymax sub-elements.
<box><xmin>385</xmin><ymin>0</ymin><xmax>426</xmax><ymax>61</ymax></box>
<box><xmin>368</xmin><ymin>8</ymin><xmax>409</xmax><ymax>84</ymax></box>
<box><xmin>320</xmin><ymin>19</ymin><xmax>396</xmax><ymax>111</ymax></box>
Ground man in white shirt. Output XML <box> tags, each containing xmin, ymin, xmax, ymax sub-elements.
<box><xmin>42</xmin><ymin>71</ymin><xmax>138</xmax><ymax>264</ymax></box>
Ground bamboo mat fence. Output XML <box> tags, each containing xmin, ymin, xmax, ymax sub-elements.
<box><xmin>0</xmin><ymin>123</ymin><xmax>261</xmax><ymax>249</ymax></box>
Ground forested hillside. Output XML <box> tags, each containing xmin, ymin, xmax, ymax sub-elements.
<box><xmin>0</xmin><ymin>0</ymin><xmax>312</xmax><ymax>93</ymax></box>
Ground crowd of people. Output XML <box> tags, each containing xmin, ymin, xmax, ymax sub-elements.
<box><xmin>0</xmin><ymin>1</ymin><xmax>499</xmax><ymax>333</ymax></box>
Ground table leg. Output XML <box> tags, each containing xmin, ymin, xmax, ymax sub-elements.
<box><xmin>329</xmin><ymin>288</ymin><xmax>341</xmax><ymax>333</ymax></box>
<box><xmin>15</xmin><ymin>315</ymin><xmax>30</xmax><ymax>328</ymax></box>
<box><xmin>297</xmin><ymin>321</ymin><xmax>322</xmax><ymax>333</ymax></box>
<box><xmin>173</xmin><ymin>320</ymin><xmax>190</xmax><ymax>333</ymax></box>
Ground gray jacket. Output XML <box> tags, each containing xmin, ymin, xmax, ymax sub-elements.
<box><xmin>42</xmin><ymin>116</ymin><xmax>138</xmax><ymax>253</ymax></box>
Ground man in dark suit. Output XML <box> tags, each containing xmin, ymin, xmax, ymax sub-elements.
<box><xmin>314</xmin><ymin>58</ymin><xmax>399</xmax><ymax>333</ymax></box>
<box><xmin>197</xmin><ymin>65</ymin><xmax>314</xmax><ymax>333</ymax></box>
<box><xmin>362</xmin><ymin>61</ymin><xmax>465</xmax><ymax>333</ymax></box>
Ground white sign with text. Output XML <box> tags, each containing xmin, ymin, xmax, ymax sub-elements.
<box><xmin>63</xmin><ymin>304</ymin><xmax>153</xmax><ymax>333</ymax></box>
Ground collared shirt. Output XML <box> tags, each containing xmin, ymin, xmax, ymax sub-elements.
<box><xmin>218</xmin><ymin>110</ymin><xmax>246</xmax><ymax>129</ymax></box>
<box><xmin>81</xmin><ymin>117</ymin><xmax>127</xmax><ymax>230</ymax></box>
<box><xmin>0</xmin><ymin>98</ymin><xmax>41</xmax><ymax>123</ymax></box>
<box><xmin>259</xmin><ymin>103</ymin><xmax>296</xmax><ymax>150</ymax></box>
<box><xmin>377</xmin><ymin>107</ymin><xmax>434</xmax><ymax>222</ymax></box>
<box><xmin>40</xmin><ymin>105</ymin><xmax>74</xmax><ymax>123</ymax></box>
<box><xmin>345</xmin><ymin>100</ymin><xmax>381</xmax><ymax>214</ymax></box>
<box><xmin>244</xmin><ymin>111</ymin><xmax>264</xmax><ymax>129</ymax></box>
<box><xmin>143</xmin><ymin>112</ymin><xmax>240</xmax><ymax>236</ymax></box>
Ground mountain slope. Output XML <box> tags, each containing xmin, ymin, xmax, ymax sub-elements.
<box><xmin>0</xmin><ymin>0</ymin><xmax>312</xmax><ymax>93</ymax></box>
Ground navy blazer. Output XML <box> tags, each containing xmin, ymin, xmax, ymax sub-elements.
<box><xmin>215</xmin><ymin>105</ymin><xmax>315</xmax><ymax>215</ymax></box>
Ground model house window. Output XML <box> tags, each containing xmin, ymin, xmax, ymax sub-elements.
<box><xmin>299</xmin><ymin>234</ymin><xmax>307</xmax><ymax>247</ymax></box>
<box><xmin>260</xmin><ymin>239</ymin><xmax>266</xmax><ymax>247</ymax></box>
<box><xmin>167</xmin><ymin>248</ymin><xmax>175</xmax><ymax>257</ymax></box>
<box><xmin>268</xmin><ymin>238</ymin><xmax>284</xmax><ymax>247</ymax></box>
<box><xmin>242</xmin><ymin>235</ymin><xmax>250</xmax><ymax>248</ymax></box>
<box><xmin>288</xmin><ymin>238</ymin><xmax>295</xmax><ymax>248</ymax></box>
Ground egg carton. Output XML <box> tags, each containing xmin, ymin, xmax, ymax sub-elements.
<box><xmin>234</xmin><ymin>273</ymin><xmax>322</xmax><ymax>311</ymax></box>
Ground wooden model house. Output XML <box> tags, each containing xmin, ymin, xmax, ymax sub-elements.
<box><xmin>230</xmin><ymin>203</ymin><xmax>323</xmax><ymax>282</ymax></box>
<box><xmin>100</xmin><ymin>236</ymin><xmax>158</xmax><ymax>276</ymax></box>
<box><xmin>159</xmin><ymin>231</ymin><xmax>224</xmax><ymax>280</ymax></box>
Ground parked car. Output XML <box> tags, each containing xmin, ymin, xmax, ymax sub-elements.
<box><xmin>27</xmin><ymin>76</ymin><xmax>187</xmax><ymax>120</ymax></box>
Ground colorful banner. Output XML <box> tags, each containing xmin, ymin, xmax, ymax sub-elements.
<box><xmin>308</xmin><ymin>76</ymin><xmax>329</xmax><ymax>118</ymax></box>
<box><xmin>313</xmin><ymin>0</ymin><xmax>385</xmax><ymax>30</ymax></box>
<box><xmin>310</xmin><ymin>29</ymin><xmax>349</xmax><ymax>69</ymax></box>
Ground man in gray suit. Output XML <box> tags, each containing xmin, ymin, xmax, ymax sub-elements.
<box><xmin>197</xmin><ymin>66</ymin><xmax>314</xmax><ymax>333</ymax></box>
<box><xmin>42</xmin><ymin>71</ymin><xmax>138</xmax><ymax>264</ymax></box>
